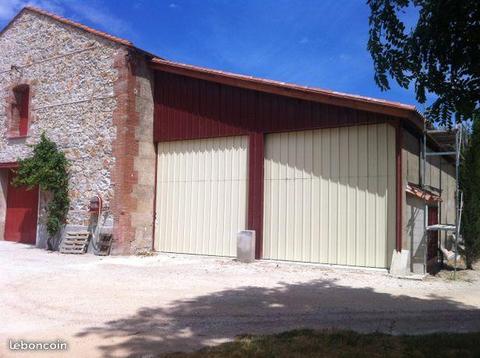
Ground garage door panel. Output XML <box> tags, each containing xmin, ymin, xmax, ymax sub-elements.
<box><xmin>264</xmin><ymin>124</ymin><xmax>396</xmax><ymax>268</ymax></box>
<box><xmin>338</xmin><ymin>178</ymin><xmax>348</xmax><ymax>266</ymax></box>
<box><xmin>386</xmin><ymin>125</ymin><xmax>397</xmax><ymax>266</ymax></box>
<box><xmin>346</xmin><ymin>177</ymin><xmax>357</xmax><ymax>266</ymax></box>
<box><xmin>356</xmin><ymin>176</ymin><xmax>368</xmax><ymax>267</ymax></box>
<box><xmin>366</xmin><ymin>176</ymin><xmax>376</xmax><ymax>267</ymax></box>
<box><xmin>376</xmin><ymin>176</ymin><xmax>388</xmax><ymax>267</ymax></box>
<box><xmin>303</xmin><ymin>178</ymin><xmax>312</xmax><ymax>262</ymax></box>
<box><xmin>319</xmin><ymin>177</ymin><xmax>329</xmax><ymax>263</ymax></box>
<box><xmin>155</xmin><ymin>136</ymin><xmax>248</xmax><ymax>257</ymax></box>
<box><xmin>328</xmin><ymin>180</ymin><xmax>338</xmax><ymax>264</ymax></box>
<box><xmin>311</xmin><ymin>177</ymin><xmax>320</xmax><ymax>262</ymax></box>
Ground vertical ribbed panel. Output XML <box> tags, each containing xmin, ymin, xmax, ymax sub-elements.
<box><xmin>154</xmin><ymin>71</ymin><xmax>392</xmax><ymax>142</ymax></box>
<box><xmin>263</xmin><ymin>123</ymin><xmax>396</xmax><ymax>268</ymax></box>
<box><xmin>155</xmin><ymin>136</ymin><xmax>248</xmax><ymax>256</ymax></box>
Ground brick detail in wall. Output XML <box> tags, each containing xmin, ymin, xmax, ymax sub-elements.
<box><xmin>110</xmin><ymin>49</ymin><xmax>140</xmax><ymax>255</ymax></box>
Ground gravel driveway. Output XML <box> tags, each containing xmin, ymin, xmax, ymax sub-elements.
<box><xmin>1</xmin><ymin>241</ymin><xmax>480</xmax><ymax>357</ymax></box>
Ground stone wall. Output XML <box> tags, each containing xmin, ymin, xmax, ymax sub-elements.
<box><xmin>131</xmin><ymin>56</ymin><xmax>155</xmax><ymax>252</ymax></box>
<box><xmin>109</xmin><ymin>51</ymin><xmax>156</xmax><ymax>254</ymax></box>
<box><xmin>0</xmin><ymin>9</ymin><xmax>158</xmax><ymax>253</ymax></box>
<box><xmin>0</xmin><ymin>10</ymin><xmax>121</xmax><ymax>243</ymax></box>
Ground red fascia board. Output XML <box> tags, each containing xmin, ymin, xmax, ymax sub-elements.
<box><xmin>149</xmin><ymin>58</ymin><xmax>425</xmax><ymax>127</ymax></box>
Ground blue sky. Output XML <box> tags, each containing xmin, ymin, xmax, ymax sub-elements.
<box><xmin>0</xmin><ymin>0</ymin><xmax>429</xmax><ymax>109</ymax></box>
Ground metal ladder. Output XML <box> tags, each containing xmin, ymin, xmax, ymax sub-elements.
<box><xmin>422</xmin><ymin>124</ymin><xmax>465</xmax><ymax>279</ymax></box>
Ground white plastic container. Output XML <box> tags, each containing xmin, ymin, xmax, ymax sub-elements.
<box><xmin>237</xmin><ymin>230</ymin><xmax>256</xmax><ymax>263</ymax></box>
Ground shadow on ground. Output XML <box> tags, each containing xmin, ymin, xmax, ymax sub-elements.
<box><xmin>76</xmin><ymin>278</ymin><xmax>480</xmax><ymax>357</ymax></box>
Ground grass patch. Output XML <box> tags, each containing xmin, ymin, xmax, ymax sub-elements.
<box><xmin>163</xmin><ymin>330</ymin><xmax>480</xmax><ymax>357</ymax></box>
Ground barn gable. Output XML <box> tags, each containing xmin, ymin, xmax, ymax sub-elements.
<box><xmin>0</xmin><ymin>7</ymin><xmax>156</xmax><ymax>253</ymax></box>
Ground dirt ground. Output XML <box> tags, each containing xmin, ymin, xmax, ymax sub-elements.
<box><xmin>1</xmin><ymin>241</ymin><xmax>480</xmax><ymax>358</ymax></box>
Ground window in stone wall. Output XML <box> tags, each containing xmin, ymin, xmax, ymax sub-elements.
<box><xmin>9</xmin><ymin>85</ymin><xmax>30</xmax><ymax>137</ymax></box>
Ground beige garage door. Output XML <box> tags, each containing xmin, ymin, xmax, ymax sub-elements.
<box><xmin>263</xmin><ymin>123</ymin><xmax>396</xmax><ymax>268</ymax></box>
<box><xmin>155</xmin><ymin>136</ymin><xmax>248</xmax><ymax>256</ymax></box>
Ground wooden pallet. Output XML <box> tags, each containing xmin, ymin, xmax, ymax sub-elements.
<box><xmin>95</xmin><ymin>234</ymin><xmax>113</xmax><ymax>256</ymax></box>
<box><xmin>60</xmin><ymin>232</ymin><xmax>90</xmax><ymax>254</ymax></box>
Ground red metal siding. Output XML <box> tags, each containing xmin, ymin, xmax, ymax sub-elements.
<box><xmin>154</xmin><ymin>71</ymin><xmax>391</xmax><ymax>141</ymax></box>
<box><xmin>427</xmin><ymin>206</ymin><xmax>439</xmax><ymax>274</ymax></box>
<box><xmin>248</xmin><ymin>133</ymin><xmax>264</xmax><ymax>259</ymax></box>
<box><xmin>396</xmin><ymin>122</ymin><xmax>403</xmax><ymax>252</ymax></box>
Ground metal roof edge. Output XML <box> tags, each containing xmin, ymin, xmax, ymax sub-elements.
<box><xmin>150</xmin><ymin>58</ymin><xmax>424</xmax><ymax>125</ymax></box>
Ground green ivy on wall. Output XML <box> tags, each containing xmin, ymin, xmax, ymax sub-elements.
<box><xmin>13</xmin><ymin>133</ymin><xmax>70</xmax><ymax>238</ymax></box>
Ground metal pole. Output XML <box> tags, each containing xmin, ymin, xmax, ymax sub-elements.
<box><xmin>424</xmin><ymin>204</ymin><xmax>429</xmax><ymax>274</ymax></box>
<box><xmin>422</xmin><ymin>129</ymin><xmax>426</xmax><ymax>188</ymax></box>
<box><xmin>423</xmin><ymin>126</ymin><xmax>428</xmax><ymax>274</ymax></box>
<box><xmin>454</xmin><ymin>125</ymin><xmax>461</xmax><ymax>280</ymax></box>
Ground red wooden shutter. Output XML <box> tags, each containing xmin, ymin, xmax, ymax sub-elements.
<box><xmin>18</xmin><ymin>86</ymin><xmax>29</xmax><ymax>136</ymax></box>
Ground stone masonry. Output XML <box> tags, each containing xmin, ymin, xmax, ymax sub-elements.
<box><xmin>0</xmin><ymin>8</ymin><xmax>155</xmax><ymax>253</ymax></box>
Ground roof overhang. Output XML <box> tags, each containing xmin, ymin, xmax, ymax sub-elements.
<box><xmin>149</xmin><ymin>58</ymin><xmax>425</xmax><ymax>129</ymax></box>
<box><xmin>406</xmin><ymin>183</ymin><xmax>442</xmax><ymax>203</ymax></box>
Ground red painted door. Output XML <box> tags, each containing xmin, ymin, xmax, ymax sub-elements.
<box><xmin>427</xmin><ymin>206</ymin><xmax>439</xmax><ymax>274</ymax></box>
<box><xmin>4</xmin><ymin>170</ymin><xmax>39</xmax><ymax>244</ymax></box>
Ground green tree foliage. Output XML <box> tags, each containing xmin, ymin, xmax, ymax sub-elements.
<box><xmin>367</xmin><ymin>0</ymin><xmax>479</xmax><ymax>125</ymax></box>
<box><xmin>460</xmin><ymin>121</ymin><xmax>480</xmax><ymax>268</ymax></box>
<box><xmin>13</xmin><ymin>133</ymin><xmax>70</xmax><ymax>239</ymax></box>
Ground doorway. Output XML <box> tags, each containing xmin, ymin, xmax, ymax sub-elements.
<box><xmin>427</xmin><ymin>206</ymin><xmax>439</xmax><ymax>274</ymax></box>
<box><xmin>4</xmin><ymin>169</ymin><xmax>39</xmax><ymax>244</ymax></box>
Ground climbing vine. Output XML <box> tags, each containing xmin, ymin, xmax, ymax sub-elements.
<box><xmin>14</xmin><ymin>133</ymin><xmax>70</xmax><ymax>238</ymax></box>
<box><xmin>460</xmin><ymin>120</ymin><xmax>480</xmax><ymax>268</ymax></box>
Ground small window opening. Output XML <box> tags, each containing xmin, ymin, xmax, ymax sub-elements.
<box><xmin>10</xmin><ymin>85</ymin><xmax>30</xmax><ymax>137</ymax></box>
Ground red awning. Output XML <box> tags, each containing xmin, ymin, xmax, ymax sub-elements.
<box><xmin>406</xmin><ymin>183</ymin><xmax>442</xmax><ymax>203</ymax></box>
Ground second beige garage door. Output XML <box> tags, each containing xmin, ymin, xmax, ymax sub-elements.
<box><xmin>155</xmin><ymin>136</ymin><xmax>248</xmax><ymax>257</ymax></box>
<box><xmin>263</xmin><ymin>123</ymin><xmax>396</xmax><ymax>268</ymax></box>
